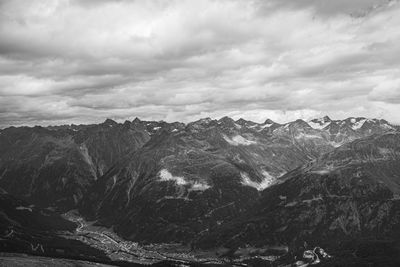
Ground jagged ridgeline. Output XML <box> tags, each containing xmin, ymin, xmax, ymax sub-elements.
<box><xmin>0</xmin><ymin>116</ymin><xmax>399</xmax><ymax>265</ymax></box>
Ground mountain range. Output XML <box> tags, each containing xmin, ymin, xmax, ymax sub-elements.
<box><xmin>0</xmin><ymin>115</ymin><xmax>399</xmax><ymax>266</ymax></box>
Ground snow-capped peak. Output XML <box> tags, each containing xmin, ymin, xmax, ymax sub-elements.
<box><xmin>308</xmin><ymin>116</ymin><xmax>332</xmax><ymax>130</ymax></box>
<box><xmin>351</xmin><ymin>119</ymin><xmax>367</xmax><ymax>130</ymax></box>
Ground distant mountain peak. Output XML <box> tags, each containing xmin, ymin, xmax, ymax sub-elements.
<box><xmin>291</xmin><ymin>119</ymin><xmax>311</xmax><ymax>128</ymax></box>
<box><xmin>322</xmin><ymin>115</ymin><xmax>331</xmax><ymax>122</ymax></box>
<box><xmin>346</xmin><ymin>117</ymin><xmax>365</xmax><ymax>123</ymax></box>
<box><xmin>218</xmin><ymin>116</ymin><xmax>240</xmax><ymax>129</ymax></box>
<box><xmin>235</xmin><ymin>118</ymin><xmax>248</xmax><ymax>124</ymax></box>
<box><xmin>236</xmin><ymin>118</ymin><xmax>258</xmax><ymax>127</ymax></box>
<box><xmin>103</xmin><ymin>118</ymin><xmax>117</xmax><ymax>126</ymax></box>
<box><xmin>308</xmin><ymin>116</ymin><xmax>332</xmax><ymax>130</ymax></box>
<box><xmin>187</xmin><ymin>117</ymin><xmax>215</xmax><ymax>131</ymax></box>
<box><xmin>311</xmin><ymin>115</ymin><xmax>331</xmax><ymax>123</ymax></box>
<box><xmin>195</xmin><ymin>117</ymin><xmax>212</xmax><ymax>124</ymax></box>
<box><xmin>264</xmin><ymin>119</ymin><xmax>275</xmax><ymax>125</ymax></box>
<box><xmin>132</xmin><ymin>117</ymin><xmax>141</xmax><ymax>124</ymax></box>
<box><xmin>379</xmin><ymin>118</ymin><xmax>392</xmax><ymax>126</ymax></box>
<box><xmin>219</xmin><ymin>116</ymin><xmax>234</xmax><ymax>123</ymax></box>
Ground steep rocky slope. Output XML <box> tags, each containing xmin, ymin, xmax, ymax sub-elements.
<box><xmin>79</xmin><ymin>116</ymin><xmax>395</xmax><ymax>245</ymax></box>
<box><xmin>194</xmin><ymin>131</ymin><xmax>400</xmax><ymax>265</ymax></box>
<box><xmin>0</xmin><ymin>119</ymin><xmax>149</xmax><ymax>209</ymax></box>
<box><xmin>0</xmin><ymin>115</ymin><xmax>395</xmax><ymax>248</ymax></box>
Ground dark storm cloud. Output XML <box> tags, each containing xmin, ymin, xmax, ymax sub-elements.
<box><xmin>0</xmin><ymin>0</ymin><xmax>400</xmax><ymax>128</ymax></box>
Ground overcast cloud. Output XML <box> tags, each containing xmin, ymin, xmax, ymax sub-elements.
<box><xmin>1</xmin><ymin>0</ymin><xmax>400</xmax><ymax>127</ymax></box>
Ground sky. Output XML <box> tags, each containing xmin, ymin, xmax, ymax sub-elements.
<box><xmin>1</xmin><ymin>0</ymin><xmax>400</xmax><ymax>128</ymax></box>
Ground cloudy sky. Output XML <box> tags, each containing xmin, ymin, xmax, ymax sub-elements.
<box><xmin>1</xmin><ymin>0</ymin><xmax>400</xmax><ymax>127</ymax></box>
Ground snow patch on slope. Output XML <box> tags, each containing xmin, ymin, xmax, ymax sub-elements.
<box><xmin>159</xmin><ymin>169</ymin><xmax>211</xmax><ymax>190</ymax></box>
<box><xmin>16</xmin><ymin>206</ymin><xmax>33</xmax><ymax>212</ymax></box>
<box><xmin>260</xmin><ymin>123</ymin><xmax>273</xmax><ymax>129</ymax></box>
<box><xmin>190</xmin><ymin>181</ymin><xmax>211</xmax><ymax>191</ymax></box>
<box><xmin>240</xmin><ymin>171</ymin><xmax>276</xmax><ymax>191</ymax></box>
<box><xmin>240</xmin><ymin>172</ymin><xmax>260</xmax><ymax>189</ymax></box>
<box><xmin>261</xmin><ymin>170</ymin><xmax>277</xmax><ymax>188</ymax></box>
<box><xmin>351</xmin><ymin>119</ymin><xmax>366</xmax><ymax>130</ymax></box>
<box><xmin>382</xmin><ymin>123</ymin><xmax>394</xmax><ymax>130</ymax></box>
<box><xmin>159</xmin><ymin>169</ymin><xmax>187</xmax><ymax>185</ymax></box>
<box><xmin>308</xmin><ymin>121</ymin><xmax>331</xmax><ymax>130</ymax></box>
<box><xmin>295</xmin><ymin>132</ymin><xmax>323</xmax><ymax>139</ymax></box>
<box><xmin>311</xmin><ymin>164</ymin><xmax>336</xmax><ymax>175</ymax></box>
<box><xmin>223</xmin><ymin>134</ymin><xmax>256</xmax><ymax>146</ymax></box>
<box><xmin>329</xmin><ymin>140</ymin><xmax>345</xmax><ymax>148</ymax></box>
